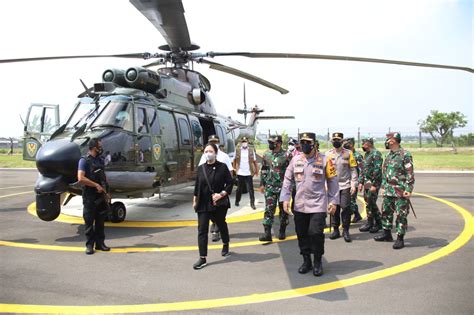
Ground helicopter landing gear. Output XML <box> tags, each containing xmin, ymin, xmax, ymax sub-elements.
<box><xmin>109</xmin><ymin>202</ymin><xmax>126</xmax><ymax>223</ymax></box>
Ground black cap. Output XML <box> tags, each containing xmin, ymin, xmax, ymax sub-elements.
<box><xmin>241</xmin><ymin>136</ymin><xmax>249</xmax><ymax>142</ymax></box>
<box><xmin>299</xmin><ymin>132</ymin><xmax>316</xmax><ymax>143</ymax></box>
<box><xmin>208</xmin><ymin>135</ymin><xmax>220</xmax><ymax>142</ymax></box>
<box><xmin>288</xmin><ymin>138</ymin><xmax>296</xmax><ymax>145</ymax></box>
<box><xmin>361</xmin><ymin>137</ymin><xmax>374</xmax><ymax>144</ymax></box>
<box><xmin>343</xmin><ymin>137</ymin><xmax>355</xmax><ymax>145</ymax></box>
<box><xmin>268</xmin><ymin>135</ymin><xmax>282</xmax><ymax>143</ymax></box>
<box><xmin>332</xmin><ymin>132</ymin><xmax>344</xmax><ymax>140</ymax></box>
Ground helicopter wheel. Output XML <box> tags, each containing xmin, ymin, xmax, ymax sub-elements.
<box><xmin>110</xmin><ymin>202</ymin><xmax>126</xmax><ymax>223</ymax></box>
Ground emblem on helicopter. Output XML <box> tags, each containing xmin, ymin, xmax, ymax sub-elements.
<box><xmin>153</xmin><ymin>144</ymin><xmax>162</xmax><ymax>161</ymax></box>
<box><xmin>26</xmin><ymin>140</ymin><xmax>38</xmax><ymax>158</ymax></box>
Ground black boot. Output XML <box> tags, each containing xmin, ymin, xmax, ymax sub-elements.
<box><xmin>393</xmin><ymin>234</ymin><xmax>405</xmax><ymax>249</ymax></box>
<box><xmin>221</xmin><ymin>243</ymin><xmax>230</xmax><ymax>256</ymax></box>
<box><xmin>329</xmin><ymin>227</ymin><xmax>340</xmax><ymax>240</ymax></box>
<box><xmin>95</xmin><ymin>243</ymin><xmax>111</xmax><ymax>251</ymax></box>
<box><xmin>250</xmin><ymin>202</ymin><xmax>256</xmax><ymax>210</ymax></box>
<box><xmin>313</xmin><ymin>255</ymin><xmax>323</xmax><ymax>277</ymax></box>
<box><xmin>342</xmin><ymin>229</ymin><xmax>352</xmax><ymax>243</ymax></box>
<box><xmin>298</xmin><ymin>254</ymin><xmax>312</xmax><ymax>274</ymax></box>
<box><xmin>278</xmin><ymin>225</ymin><xmax>287</xmax><ymax>240</ymax></box>
<box><xmin>359</xmin><ymin>217</ymin><xmax>373</xmax><ymax>232</ymax></box>
<box><xmin>369</xmin><ymin>219</ymin><xmax>382</xmax><ymax>233</ymax></box>
<box><xmin>352</xmin><ymin>211</ymin><xmax>362</xmax><ymax>223</ymax></box>
<box><xmin>374</xmin><ymin>229</ymin><xmax>393</xmax><ymax>242</ymax></box>
<box><xmin>259</xmin><ymin>225</ymin><xmax>272</xmax><ymax>242</ymax></box>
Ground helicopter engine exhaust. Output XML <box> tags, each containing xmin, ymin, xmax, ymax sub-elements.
<box><xmin>34</xmin><ymin>139</ymin><xmax>82</xmax><ymax>221</ymax></box>
<box><xmin>125</xmin><ymin>67</ymin><xmax>161</xmax><ymax>94</ymax></box>
<box><xmin>102</xmin><ymin>68</ymin><xmax>128</xmax><ymax>87</ymax></box>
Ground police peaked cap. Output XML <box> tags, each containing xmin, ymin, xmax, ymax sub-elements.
<box><xmin>343</xmin><ymin>137</ymin><xmax>355</xmax><ymax>145</ymax></box>
<box><xmin>386</xmin><ymin>132</ymin><xmax>402</xmax><ymax>143</ymax></box>
<box><xmin>299</xmin><ymin>132</ymin><xmax>316</xmax><ymax>143</ymax></box>
<box><xmin>332</xmin><ymin>132</ymin><xmax>344</xmax><ymax>140</ymax></box>
<box><xmin>268</xmin><ymin>135</ymin><xmax>282</xmax><ymax>143</ymax></box>
<box><xmin>208</xmin><ymin>134</ymin><xmax>220</xmax><ymax>142</ymax></box>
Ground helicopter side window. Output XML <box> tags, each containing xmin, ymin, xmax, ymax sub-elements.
<box><xmin>136</xmin><ymin>107</ymin><xmax>149</xmax><ymax>134</ymax></box>
<box><xmin>115</xmin><ymin>103</ymin><xmax>133</xmax><ymax>132</ymax></box>
<box><xmin>157</xmin><ymin>109</ymin><xmax>178</xmax><ymax>149</ymax></box>
<box><xmin>177</xmin><ymin>117</ymin><xmax>191</xmax><ymax>146</ymax></box>
<box><xmin>146</xmin><ymin>108</ymin><xmax>160</xmax><ymax>135</ymax></box>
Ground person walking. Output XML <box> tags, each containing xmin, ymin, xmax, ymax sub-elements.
<box><xmin>233</xmin><ymin>137</ymin><xmax>258</xmax><ymax>209</ymax></box>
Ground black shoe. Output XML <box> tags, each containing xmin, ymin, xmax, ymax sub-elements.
<box><xmin>95</xmin><ymin>243</ymin><xmax>111</xmax><ymax>251</ymax></box>
<box><xmin>212</xmin><ymin>232</ymin><xmax>221</xmax><ymax>242</ymax></box>
<box><xmin>369</xmin><ymin>221</ymin><xmax>382</xmax><ymax>233</ymax></box>
<box><xmin>393</xmin><ymin>234</ymin><xmax>405</xmax><ymax>249</ymax></box>
<box><xmin>235</xmin><ymin>202</ymin><xmax>240</xmax><ymax>207</ymax></box>
<box><xmin>298</xmin><ymin>255</ymin><xmax>312</xmax><ymax>274</ymax></box>
<box><xmin>313</xmin><ymin>257</ymin><xmax>323</xmax><ymax>277</ymax></box>
<box><xmin>352</xmin><ymin>214</ymin><xmax>362</xmax><ymax>223</ymax></box>
<box><xmin>259</xmin><ymin>226</ymin><xmax>272</xmax><ymax>242</ymax></box>
<box><xmin>329</xmin><ymin>228</ymin><xmax>340</xmax><ymax>240</ymax></box>
<box><xmin>85</xmin><ymin>247</ymin><xmax>94</xmax><ymax>255</ymax></box>
<box><xmin>359</xmin><ymin>218</ymin><xmax>374</xmax><ymax>232</ymax></box>
<box><xmin>374</xmin><ymin>229</ymin><xmax>393</xmax><ymax>242</ymax></box>
<box><xmin>278</xmin><ymin>225</ymin><xmax>287</xmax><ymax>240</ymax></box>
<box><xmin>250</xmin><ymin>203</ymin><xmax>256</xmax><ymax>210</ymax></box>
<box><xmin>221</xmin><ymin>243</ymin><xmax>230</xmax><ymax>256</ymax></box>
<box><xmin>193</xmin><ymin>257</ymin><xmax>207</xmax><ymax>270</ymax></box>
<box><xmin>342</xmin><ymin>230</ymin><xmax>352</xmax><ymax>243</ymax></box>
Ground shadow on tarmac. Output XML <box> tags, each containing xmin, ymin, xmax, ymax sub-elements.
<box><xmin>206</xmin><ymin>252</ymin><xmax>281</xmax><ymax>266</ymax></box>
<box><xmin>405</xmin><ymin>237</ymin><xmax>449</xmax><ymax>249</ymax></box>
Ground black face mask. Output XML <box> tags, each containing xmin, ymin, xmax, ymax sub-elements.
<box><xmin>301</xmin><ymin>143</ymin><xmax>314</xmax><ymax>154</ymax></box>
<box><xmin>385</xmin><ymin>141</ymin><xmax>390</xmax><ymax>149</ymax></box>
<box><xmin>333</xmin><ymin>141</ymin><xmax>342</xmax><ymax>148</ymax></box>
<box><xmin>268</xmin><ymin>142</ymin><xmax>276</xmax><ymax>150</ymax></box>
<box><xmin>343</xmin><ymin>143</ymin><xmax>351</xmax><ymax>150</ymax></box>
<box><xmin>362</xmin><ymin>147</ymin><xmax>368</xmax><ymax>152</ymax></box>
<box><xmin>96</xmin><ymin>147</ymin><xmax>104</xmax><ymax>156</ymax></box>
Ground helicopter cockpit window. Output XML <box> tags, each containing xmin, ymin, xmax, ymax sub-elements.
<box><xmin>136</xmin><ymin>107</ymin><xmax>149</xmax><ymax>134</ymax></box>
<box><xmin>146</xmin><ymin>108</ymin><xmax>160</xmax><ymax>135</ymax></box>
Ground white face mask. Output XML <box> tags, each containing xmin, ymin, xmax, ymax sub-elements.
<box><xmin>242</xmin><ymin>142</ymin><xmax>248</xmax><ymax>148</ymax></box>
<box><xmin>205</xmin><ymin>152</ymin><xmax>216</xmax><ymax>161</ymax></box>
<box><xmin>288</xmin><ymin>145</ymin><xmax>295</xmax><ymax>151</ymax></box>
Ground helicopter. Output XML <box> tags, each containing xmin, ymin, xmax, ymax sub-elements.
<box><xmin>1</xmin><ymin>0</ymin><xmax>471</xmax><ymax>223</ymax></box>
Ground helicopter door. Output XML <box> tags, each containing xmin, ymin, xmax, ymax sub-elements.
<box><xmin>175</xmin><ymin>113</ymin><xmax>193</xmax><ymax>181</ymax></box>
<box><xmin>146</xmin><ymin>107</ymin><xmax>165</xmax><ymax>176</ymax></box>
<box><xmin>22</xmin><ymin>103</ymin><xmax>60</xmax><ymax>160</ymax></box>
<box><xmin>135</xmin><ymin>106</ymin><xmax>153</xmax><ymax>169</ymax></box>
<box><xmin>188</xmin><ymin>115</ymin><xmax>204</xmax><ymax>170</ymax></box>
<box><xmin>157</xmin><ymin>109</ymin><xmax>179</xmax><ymax>184</ymax></box>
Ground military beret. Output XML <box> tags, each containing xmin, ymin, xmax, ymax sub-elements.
<box><xmin>208</xmin><ymin>134</ymin><xmax>220</xmax><ymax>142</ymax></box>
<box><xmin>299</xmin><ymin>132</ymin><xmax>316</xmax><ymax>143</ymax></box>
<box><xmin>332</xmin><ymin>132</ymin><xmax>344</xmax><ymax>140</ymax></box>
<box><xmin>343</xmin><ymin>137</ymin><xmax>355</xmax><ymax>145</ymax></box>
<box><xmin>386</xmin><ymin>132</ymin><xmax>401</xmax><ymax>143</ymax></box>
<box><xmin>268</xmin><ymin>135</ymin><xmax>282</xmax><ymax>143</ymax></box>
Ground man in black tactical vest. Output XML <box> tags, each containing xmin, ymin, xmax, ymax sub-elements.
<box><xmin>77</xmin><ymin>138</ymin><xmax>111</xmax><ymax>255</ymax></box>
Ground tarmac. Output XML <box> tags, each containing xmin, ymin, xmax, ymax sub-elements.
<box><xmin>0</xmin><ymin>169</ymin><xmax>473</xmax><ymax>314</ymax></box>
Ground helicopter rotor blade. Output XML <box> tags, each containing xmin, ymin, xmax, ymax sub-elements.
<box><xmin>207</xmin><ymin>52</ymin><xmax>474</xmax><ymax>74</ymax></box>
<box><xmin>198</xmin><ymin>58</ymin><xmax>289</xmax><ymax>95</ymax></box>
<box><xmin>257</xmin><ymin>116</ymin><xmax>295</xmax><ymax>120</ymax></box>
<box><xmin>0</xmin><ymin>53</ymin><xmax>151</xmax><ymax>64</ymax></box>
<box><xmin>130</xmin><ymin>0</ymin><xmax>197</xmax><ymax>51</ymax></box>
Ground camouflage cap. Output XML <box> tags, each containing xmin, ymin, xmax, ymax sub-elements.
<box><xmin>386</xmin><ymin>132</ymin><xmax>401</xmax><ymax>143</ymax></box>
<box><xmin>268</xmin><ymin>135</ymin><xmax>282</xmax><ymax>143</ymax></box>
<box><xmin>343</xmin><ymin>137</ymin><xmax>355</xmax><ymax>145</ymax></box>
<box><xmin>240</xmin><ymin>136</ymin><xmax>249</xmax><ymax>142</ymax></box>
<box><xmin>361</xmin><ymin>137</ymin><xmax>374</xmax><ymax>144</ymax></box>
<box><xmin>208</xmin><ymin>134</ymin><xmax>220</xmax><ymax>142</ymax></box>
<box><xmin>299</xmin><ymin>132</ymin><xmax>316</xmax><ymax>143</ymax></box>
<box><xmin>332</xmin><ymin>132</ymin><xmax>344</xmax><ymax>140</ymax></box>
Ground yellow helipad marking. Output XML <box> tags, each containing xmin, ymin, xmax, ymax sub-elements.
<box><xmin>0</xmin><ymin>194</ymin><xmax>471</xmax><ymax>314</ymax></box>
<box><xmin>26</xmin><ymin>196</ymin><xmax>367</xmax><ymax>228</ymax></box>
<box><xmin>0</xmin><ymin>185</ymin><xmax>34</xmax><ymax>190</ymax></box>
<box><xmin>0</xmin><ymin>191</ymin><xmax>32</xmax><ymax>199</ymax></box>
<box><xmin>8</xmin><ymin>198</ymin><xmax>367</xmax><ymax>252</ymax></box>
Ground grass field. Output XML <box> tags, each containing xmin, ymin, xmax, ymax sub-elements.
<box><xmin>1</xmin><ymin>148</ymin><xmax>473</xmax><ymax>170</ymax></box>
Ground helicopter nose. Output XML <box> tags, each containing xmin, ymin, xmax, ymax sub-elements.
<box><xmin>36</xmin><ymin>138</ymin><xmax>82</xmax><ymax>181</ymax></box>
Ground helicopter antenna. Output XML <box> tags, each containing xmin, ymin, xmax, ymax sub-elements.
<box><xmin>79</xmin><ymin>79</ymin><xmax>93</xmax><ymax>98</ymax></box>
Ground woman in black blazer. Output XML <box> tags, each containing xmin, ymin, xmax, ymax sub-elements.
<box><xmin>192</xmin><ymin>143</ymin><xmax>233</xmax><ymax>270</ymax></box>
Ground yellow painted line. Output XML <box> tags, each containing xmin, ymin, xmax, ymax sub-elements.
<box><xmin>0</xmin><ymin>193</ymin><xmax>471</xmax><ymax>313</ymax></box>
<box><xmin>0</xmin><ymin>185</ymin><xmax>34</xmax><ymax>190</ymax></box>
<box><xmin>0</xmin><ymin>191</ymin><xmax>32</xmax><ymax>199</ymax></box>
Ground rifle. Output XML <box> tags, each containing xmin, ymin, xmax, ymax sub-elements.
<box><xmin>93</xmin><ymin>168</ymin><xmax>111</xmax><ymax>217</ymax></box>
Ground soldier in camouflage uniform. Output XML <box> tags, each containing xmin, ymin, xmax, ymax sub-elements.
<box><xmin>374</xmin><ymin>132</ymin><xmax>415</xmax><ymax>249</ymax></box>
<box><xmin>358</xmin><ymin>137</ymin><xmax>383</xmax><ymax>233</ymax></box>
<box><xmin>343</xmin><ymin>137</ymin><xmax>363</xmax><ymax>223</ymax></box>
<box><xmin>258</xmin><ymin>135</ymin><xmax>290</xmax><ymax>241</ymax></box>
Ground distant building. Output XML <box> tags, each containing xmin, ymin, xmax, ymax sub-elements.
<box><xmin>0</xmin><ymin>137</ymin><xmax>20</xmax><ymax>149</ymax></box>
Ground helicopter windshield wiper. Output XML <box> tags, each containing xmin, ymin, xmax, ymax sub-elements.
<box><xmin>90</xmin><ymin>124</ymin><xmax>123</xmax><ymax>130</ymax></box>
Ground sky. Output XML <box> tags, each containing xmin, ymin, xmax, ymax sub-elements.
<box><xmin>0</xmin><ymin>0</ymin><xmax>472</xmax><ymax>139</ymax></box>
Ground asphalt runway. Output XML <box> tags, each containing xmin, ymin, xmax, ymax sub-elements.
<box><xmin>0</xmin><ymin>169</ymin><xmax>473</xmax><ymax>314</ymax></box>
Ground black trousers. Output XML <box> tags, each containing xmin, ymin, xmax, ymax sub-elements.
<box><xmin>293</xmin><ymin>210</ymin><xmax>326</xmax><ymax>259</ymax></box>
<box><xmin>235</xmin><ymin>175</ymin><xmax>255</xmax><ymax>204</ymax></box>
<box><xmin>333</xmin><ymin>188</ymin><xmax>352</xmax><ymax>230</ymax></box>
<box><xmin>197</xmin><ymin>208</ymin><xmax>229</xmax><ymax>257</ymax></box>
<box><xmin>83</xmin><ymin>199</ymin><xmax>106</xmax><ymax>248</ymax></box>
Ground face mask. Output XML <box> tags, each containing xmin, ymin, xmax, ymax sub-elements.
<box><xmin>385</xmin><ymin>141</ymin><xmax>391</xmax><ymax>150</ymax></box>
<box><xmin>343</xmin><ymin>143</ymin><xmax>351</xmax><ymax>150</ymax></box>
<box><xmin>242</xmin><ymin>143</ymin><xmax>248</xmax><ymax>148</ymax></box>
<box><xmin>288</xmin><ymin>145</ymin><xmax>295</xmax><ymax>151</ymax></box>
<box><xmin>362</xmin><ymin>147</ymin><xmax>368</xmax><ymax>152</ymax></box>
<box><xmin>301</xmin><ymin>143</ymin><xmax>314</xmax><ymax>154</ymax></box>
<box><xmin>268</xmin><ymin>142</ymin><xmax>276</xmax><ymax>150</ymax></box>
<box><xmin>205</xmin><ymin>152</ymin><xmax>216</xmax><ymax>161</ymax></box>
<box><xmin>333</xmin><ymin>141</ymin><xmax>342</xmax><ymax>148</ymax></box>
<box><xmin>96</xmin><ymin>147</ymin><xmax>104</xmax><ymax>156</ymax></box>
